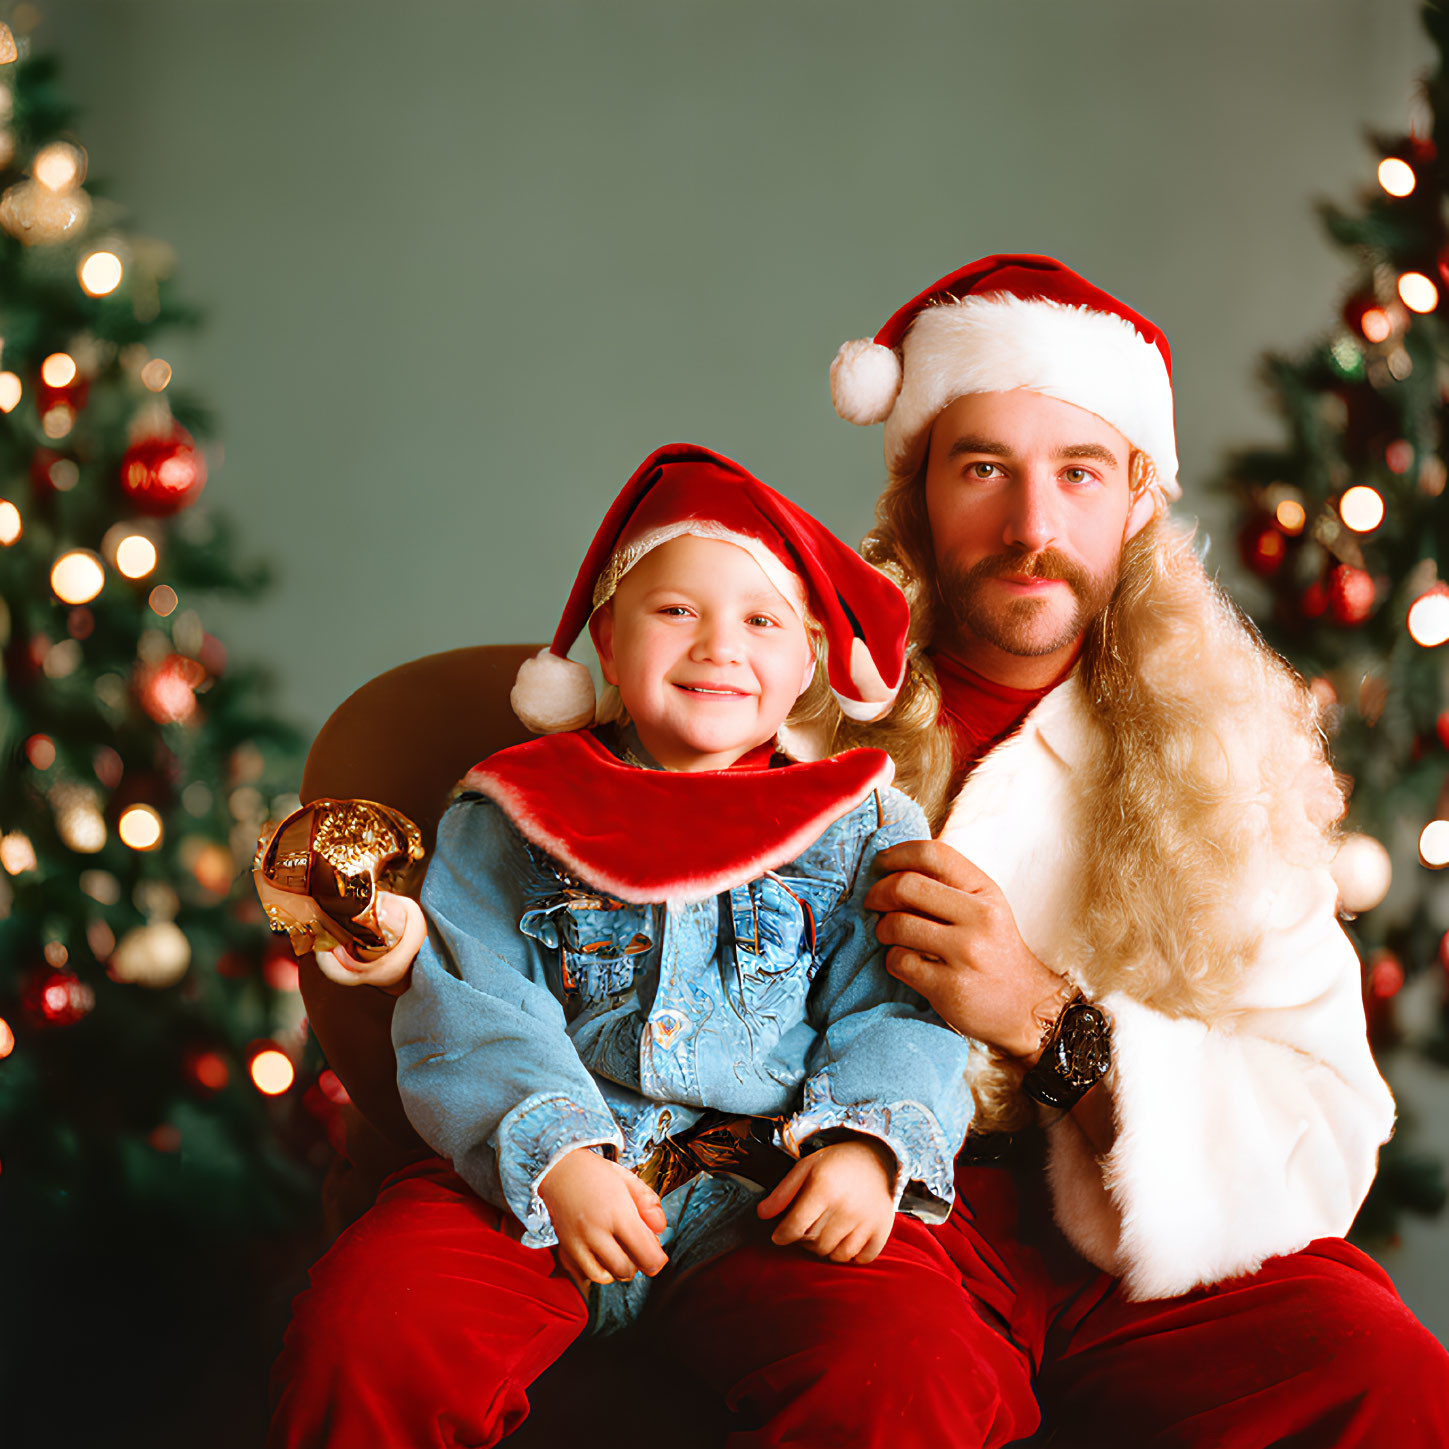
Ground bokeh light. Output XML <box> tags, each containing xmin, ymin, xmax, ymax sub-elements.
<box><xmin>1360</xmin><ymin>307</ymin><xmax>1392</xmax><ymax>343</ymax></box>
<box><xmin>50</xmin><ymin>548</ymin><xmax>104</xmax><ymax>604</ymax></box>
<box><xmin>0</xmin><ymin>832</ymin><xmax>36</xmax><ymax>874</ymax></box>
<box><xmin>0</xmin><ymin>1017</ymin><xmax>13</xmax><ymax>1059</ymax></box>
<box><xmin>1377</xmin><ymin>157</ymin><xmax>1417</xmax><ymax>196</ymax></box>
<box><xmin>33</xmin><ymin>141</ymin><xmax>83</xmax><ymax>191</ymax></box>
<box><xmin>250</xmin><ymin>1048</ymin><xmax>295</xmax><ymax>1096</ymax></box>
<box><xmin>0</xmin><ymin>371</ymin><xmax>21</xmax><ymax>411</ymax></box>
<box><xmin>0</xmin><ymin>499</ymin><xmax>20</xmax><ymax>544</ymax></box>
<box><xmin>1397</xmin><ymin>271</ymin><xmax>1439</xmax><ymax>313</ymax></box>
<box><xmin>78</xmin><ymin>249</ymin><xmax>122</xmax><ymax>297</ymax></box>
<box><xmin>115</xmin><ymin>533</ymin><xmax>157</xmax><ymax>578</ymax></box>
<box><xmin>118</xmin><ymin>804</ymin><xmax>163</xmax><ymax>851</ymax></box>
<box><xmin>40</xmin><ymin>351</ymin><xmax>76</xmax><ymax>388</ymax></box>
<box><xmin>1339</xmin><ymin>485</ymin><xmax>1385</xmax><ymax>532</ymax></box>
<box><xmin>1274</xmin><ymin>499</ymin><xmax>1306</xmax><ymax>534</ymax></box>
<box><xmin>140</xmin><ymin>358</ymin><xmax>171</xmax><ymax>392</ymax></box>
<box><xmin>1420</xmin><ymin>819</ymin><xmax>1449</xmax><ymax>868</ymax></box>
<box><xmin>1407</xmin><ymin>587</ymin><xmax>1449</xmax><ymax>647</ymax></box>
<box><xmin>148</xmin><ymin>584</ymin><xmax>178</xmax><ymax>617</ymax></box>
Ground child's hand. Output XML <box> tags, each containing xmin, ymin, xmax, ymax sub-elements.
<box><xmin>314</xmin><ymin>891</ymin><xmax>426</xmax><ymax>994</ymax></box>
<box><xmin>538</xmin><ymin>1147</ymin><xmax>669</xmax><ymax>1287</ymax></box>
<box><xmin>756</xmin><ymin>1135</ymin><xmax>898</xmax><ymax>1264</ymax></box>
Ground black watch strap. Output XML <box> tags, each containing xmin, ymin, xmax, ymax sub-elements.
<box><xmin>1022</xmin><ymin>998</ymin><xmax>1112</xmax><ymax>1111</ymax></box>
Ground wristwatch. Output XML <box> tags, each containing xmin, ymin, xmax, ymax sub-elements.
<box><xmin>1022</xmin><ymin>995</ymin><xmax>1112</xmax><ymax>1111</ymax></box>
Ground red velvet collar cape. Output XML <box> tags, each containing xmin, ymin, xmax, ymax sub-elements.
<box><xmin>461</xmin><ymin>731</ymin><xmax>894</xmax><ymax>904</ymax></box>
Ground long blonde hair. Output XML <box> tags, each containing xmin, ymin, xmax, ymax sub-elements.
<box><xmin>823</xmin><ymin>464</ymin><xmax>956</xmax><ymax>825</ymax></box>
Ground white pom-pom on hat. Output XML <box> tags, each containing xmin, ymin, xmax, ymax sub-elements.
<box><xmin>830</xmin><ymin>338</ymin><xmax>902</xmax><ymax>425</ymax></box>
<box><xmin>511</xmin><ymin>648</ymin><xmax>597</xmax><ymax>734</ymax></box>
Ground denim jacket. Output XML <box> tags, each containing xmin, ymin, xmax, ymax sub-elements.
<box><xmin>392</xmin><ymin>743</ymin><xmax>975</xmax><ymax>1263</ymax></box>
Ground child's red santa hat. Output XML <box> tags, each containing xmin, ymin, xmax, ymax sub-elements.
<box><xmin>511</xmin><ymin>442</ymin><xmax>910</xmax><ymax>734</ymax></box>
<box><xmin>830</xmin><ymin>254</ymin><xmax>1180</xmax><ymax>503</ymax></box>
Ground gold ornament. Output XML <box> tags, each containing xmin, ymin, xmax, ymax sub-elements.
<box><xmin>111</xmin><ymin>920</ymin><xmax>191</xmax><ymax>988</ymax></box>
<box><xmin>0</xmin><ymin>178</ymin><xmax>89</xmax><ymax>244</ymax></box>
<box><xmin>253</xmin><ymin>799</ymin><xmax>425</xmax><ymax>959</ymax></box>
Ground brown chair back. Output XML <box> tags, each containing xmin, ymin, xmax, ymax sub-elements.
<box><xmin>297</xmin><ymin>643</ymin><xmax>545</xmax><ymax>1157</ymax></box>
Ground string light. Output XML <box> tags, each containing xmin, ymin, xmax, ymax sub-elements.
<box><xmin>115</xmin><ymin>533</ymin><xmax>157</xmax><ymax>579</ymax></box>
<box><xmin>1408</xmin><ymin>587</ymin><xmax>1449</xmax><ymax>647</ymax></box>
<box><xmin>0</xmin><ymin>371</ymin><xmax>20</xmax><ymax>411</ymax></box>
<box><xmin>0</xmin><ymin>499</ymin><xmax>19</xmax><ymax>544</ymax></box>
<box><xmin>1420</xmin><ymin>820</ymin><xmax>1449</xmax><ymax>868</ymax></box>
<box><xmin>250</xmin><ymin>1048</ymin><xmax>295</xmax><ymax>1096</ymax></box>
<box><xmin>1397</xmin><ymin>271</ymin><xmax>1439</xmax><ymax>313</ymax></box>
<box><xmin>1378</xmin><ymin>157</ymin><xmax>1417</xmax><ymax>196</ymax></box>
<box><xmin>1339</xmin><ymin>485</ymin><xmax>1385</xmax><ymax>532</ymax></box>
<box><xmin>1274</xmin><ymin>499</ymin><xmax>1306</xmax><ymax>534</ymax></box>
<box><xmin>0</xmin><ymin>1017</ymin><xmax>12</xmax><ymax>1060</ymax></box>
<box><xmin>148</xmin><ymin>584</ymin><xmax>178</xmax><ymax>616</ymax></box>
<box><xmin>118</xmin><ymin>804</ymin><xmax>163</xmax><ymax>851</ymax></box>
<box><xmin>78</xmin><ymin>249</ymin><xmax>122</xmax><ymax>297</ymax></box>
<box><xmin>41</xmin><ymin>404</ymin><xmax>73</xmax><ymax>439</ymax></box>
<box><xmin>50</xmin><ymin>549</ymin><xmax>104</xmax><ymax>605</ymax></box>
<box><xmin>24</xmin><ymin>734</ymin><xmax>54</xmax><ymax>769</ymax></box>
<box><xmin>1360</xmin><ymin>307</ymin><xmax>1392</xmax><ymax>343</ymax></box>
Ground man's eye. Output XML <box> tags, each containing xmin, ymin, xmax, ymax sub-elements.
<box><xmin>1063</xmin><ymin>467</ymin><xmax>1094</xmax><ymax>485</ymax></box>
<box><xmin>967</xmin><ymin>462</ymin><xmax>1001</xmax><ymax>480</ymax></box>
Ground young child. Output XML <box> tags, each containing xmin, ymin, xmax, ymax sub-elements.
<box><xmin>277</xmin><ymin>444</ymin><xmax>974</xmax><ymax>1445</ymax></box>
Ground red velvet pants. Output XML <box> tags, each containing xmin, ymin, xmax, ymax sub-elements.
<box><xmin>270</xmin><ymin>1156</ymin><xmax>1449</xmax><ymax>1448</ymax></box>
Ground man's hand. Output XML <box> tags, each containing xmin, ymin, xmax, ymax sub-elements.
<box><xmin>314</xmin><ymin>891</ymin><xmax>427</xmax><ymax>994</ymax></box>
<box><xmin>538</xmin><ymin>1148</ymin><xmax>669</xmax><ymax>1287</ymax></box>
<box><xmin>863</xmin><ymin>839</ymin><xmax>1073</xmax><ymax>1061</ymax></box>
<box><xmin>756</xmin><ymin>1136</ymin><xmax>897</xmax><ymax>1264</ymax></box>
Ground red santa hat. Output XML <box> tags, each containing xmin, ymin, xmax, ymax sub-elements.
<box><xmin>511</xmin><ymin>443</ymin><xmax>910</xmax><ymax>734</ymax></box>
<box><xmin>830</xmin><ymin>254</ymin><xmax>1180</xmax><ymax>502</ymax></box>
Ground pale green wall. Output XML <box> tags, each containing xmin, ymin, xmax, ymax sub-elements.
<box><xmin>38</xmin><ymin>0</ymin><xmax>1449</xmax><ymax>1336</ymax></box>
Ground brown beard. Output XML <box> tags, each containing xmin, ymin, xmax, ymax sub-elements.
<box><xmin>936</xmin><ymin>547</ymin><xmax>1121</xmax><ymax>658</ymax></box>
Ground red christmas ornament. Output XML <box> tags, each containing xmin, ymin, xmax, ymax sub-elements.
<box><xmin>1362</xmin><ymin>950</ymin><xmax>1404</xmax><ymax>1048</ymax></box>
<box><xmin>120</xmin><ymin>426</ymin><xmax>207</xmax><ymax>515</ymax></box>
<box><xmin>1329</xmin><ymin>565</ymin><xmax>1375</xmax><ymax>625</ymax></box>
<box><xmin>1302</xmin><ymin>580</ymin><xmax>1329</xmax><ymax>620</ymax></box>
<box><xmin>22</xmin><ymin>966</ymin><xmax>96</xmax><ymax>1027</ymax></box>
<box><xmin>1239</xmin><ymin>518</ymin><xmax>1288</xmax><ymax>577</ymax></box>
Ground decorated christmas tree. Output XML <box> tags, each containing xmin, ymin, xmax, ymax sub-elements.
<box><xmin>1217</xmin><ymin>0</ymin><xmax>1449</xmax><ymax>1239</ymax></box>
<box><xmin>0</xmin><ymin>24</ymin><xmax>326</xmax><ymax>1297</ymax></box>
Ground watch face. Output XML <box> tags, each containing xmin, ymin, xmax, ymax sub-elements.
<box><xmin>1052</xmin><ymin>1003</ymin><xmax>1112</xmax><ymax>1087</ymax></box>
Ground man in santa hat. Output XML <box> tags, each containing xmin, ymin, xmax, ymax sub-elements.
<box><xmin>648</xmin><ymin>256</ymin><xmax>1449</xmax><ymax>1444</ymax></box>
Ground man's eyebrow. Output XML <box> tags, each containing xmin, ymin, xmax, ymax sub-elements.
<box><xmin>945</xmin><ymin>434</ymin><xmax>1015</xmax><ymax>459</ymax></box>
<box><xmin>1058</xmin><ymin>443</ymin><xmax>1120</xmax><ymax>468</ymax></box>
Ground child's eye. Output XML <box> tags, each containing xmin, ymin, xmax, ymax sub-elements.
<box><xmin>658</xmin><ymin>605</ymin><xmax>693</xmax><ymax>617</ymax></box>
<box><xmin>745</xmin><ymin>614</ymin><xmax>778</xmax><ymax>629</ymax></box>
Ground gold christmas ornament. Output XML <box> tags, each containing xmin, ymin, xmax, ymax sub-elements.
<box><xmin>0</xmin><ymin>177</ymin><xmax>89</xmax><ymax>244</ymax></box>
<box><xmin>253</xmin><ymin>799</ymin><xmax>425</xmax><ymax>959</ymax></box>
<box><xmin>110</xmin><ymin>919</ymin><xmax>191</xmax><ymax>988</ymax></box>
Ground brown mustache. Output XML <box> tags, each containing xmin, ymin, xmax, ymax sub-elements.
<box><xmin>954</xmin><ymin>549</ymin><xmax>1092</xmax><ymax>594</ymax></box>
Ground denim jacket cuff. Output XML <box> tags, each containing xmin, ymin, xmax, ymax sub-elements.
<box><xmin>496</xmin><ymin>1091</ymin><xmax>623</xmax><ymax>1247</ymax></box>
<box><xmin>782</xmin><ymin>1096</ymin><xmax>958</xmax><ymax>1224</ymax></box>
